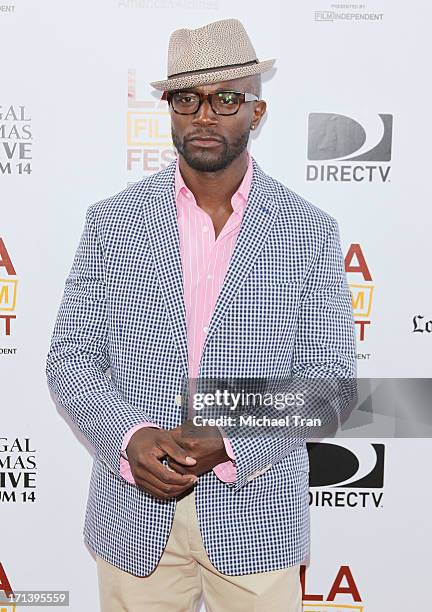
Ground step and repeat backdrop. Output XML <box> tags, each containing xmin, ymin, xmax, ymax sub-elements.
<box><xmin>1</xmin><ymin>1</ymin><xmax>431</xmax><ymax>610</ymax></box>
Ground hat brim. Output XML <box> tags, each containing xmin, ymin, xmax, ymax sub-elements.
<box><xmin>150</xmin><ymin>58</ymin><xmax>276</xmax><ymax>91</ymax></box>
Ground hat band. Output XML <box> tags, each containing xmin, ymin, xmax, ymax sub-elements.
<box><xmin>168</xmin><ymin>59</ymin><xmax>258</xmax><ymax>79</ymax></box>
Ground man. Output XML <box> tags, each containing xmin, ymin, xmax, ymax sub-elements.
<box><xmin>46</xmin><ymin>18</ymin><xmax>357</xmax><ymax>612</ymax></box>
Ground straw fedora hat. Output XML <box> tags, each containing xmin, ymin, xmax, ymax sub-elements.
<box><xmin>150</xmin><ymin>18</ymin><xmax>275</xmax><ymax>91</ymax></box>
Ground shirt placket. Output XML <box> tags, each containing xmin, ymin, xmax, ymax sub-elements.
<box><xmin>194</xmin><ymin>207</ymin><xmax>216</xmax><ymax>372</ymax></box>
<box><xmin>197</xmin><ymin>207</ymin><xmax>243</xmax><ymax>355</ymax></box>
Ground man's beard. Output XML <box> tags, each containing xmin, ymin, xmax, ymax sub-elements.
<box><xmin>171</xmin><ymin>126</ymin><xmax>250</xmax><ymax>172</ymax></box>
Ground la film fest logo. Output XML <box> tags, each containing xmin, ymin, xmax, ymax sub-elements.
<box><xmin>0</xmin><ymin>238</ymin><xmax>18</xmax><ymax>346</ymax></box>
<box><xmin>0</xmin><ymin>438</ymin><xmax>37</xmax><ymax>504</ymax></box>
<box><xmin>126</xmin><ymin>69</ymin><xmax>176</xmax><ymax>181</ymax></box>
<box><xmin>301</xmin><ymin>564</ymin><xmax>365</xmax><ymax>611</ymax></box>
<box><xmin>308</xmin><ymin>441</ymin><xmax>384</xmax><ymax>510</ymax></box>
<box><xmin>306</xmin><ymin>112</ymin><xmax>392</xmax><ymax>182</ymax></box>
<box><xmin>0</xmin><ymin>561</ymin><xmax>68</xmax><ymax>607</ymax></box>
<box><xmin>0</xmin><ymin>105</ymin><xmax>32</xmax><ymax>176</ymax></box>
<box><xmin>344</xmin><ymin>243</ymin><xmax>374</xmax><ymax>347</ymax></box>
<box><xmin>0</xmin><ymin>563</ymin><xmax>15</xmax><ymax>609</ymax></box>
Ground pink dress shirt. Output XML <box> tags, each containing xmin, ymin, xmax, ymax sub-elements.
<box><xmin>119</xmin><ymin>153</ymin><xmax>253</xmax><ymax>485</ymax></box>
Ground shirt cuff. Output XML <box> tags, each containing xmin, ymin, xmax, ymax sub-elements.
<box><xmin>120</xmin><ymin>422</ymin><xmax>160</xmax><ymax>484</ymax></box>
<box><xmin>212</xmin><ymin>427</ymin><xmax>237</xmax><ymax>483</ymax></box>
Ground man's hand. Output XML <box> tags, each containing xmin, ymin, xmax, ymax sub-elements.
<box><xmin>126</xmin><ymin>427</ymin><xmax>198</xmax><ymax>500</ymax></box>
<box><xmin>167</xmin><ymin>421</ymin><xmax>230</xmax><ymax>476</ymax></box>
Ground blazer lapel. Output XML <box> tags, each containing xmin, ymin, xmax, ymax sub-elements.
<box><xmin>141</xmin><ymin>158</ymin><xmax>280</xmax><ymax>379</ymax></box>
<box><xmin>199</xmin><ymin>158</ymin><xmax>280</xmax><ymax>372</ymax></box>
<box><xmin>141</xmin><ymin>163</ymin><xmax>189</xmax><ymax>379</ymax></box>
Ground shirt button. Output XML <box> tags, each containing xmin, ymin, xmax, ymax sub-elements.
<box><xmin>207</xmin><ymin>274</ymin><xmax>213</xmax><ymax>280</ymax></box>
<box><xmin>203</xmin><ymin>326</ymin><xmax>209</xmax><ymax>333</ymax></box>
<box><xmin>202</xmin><ymin>225</ymin><xmax>209</xmax><ymax>232</ymax></box>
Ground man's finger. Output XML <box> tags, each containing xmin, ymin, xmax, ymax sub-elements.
<box><xmin>134</xmin><ymin>466</ymin><xmax>196</xmax><ymax>498</ymax></box>
<box><xmin>135</xmin><ymin>478</ymin><xmax>179</xmax><ymax>501</ymax></box>
<box><xmin>156</xmin><ymin>437</ymin><xmax>197</xmax><ymax>466</ymax></box>
<box><xmin>142</xmin><ymin>454</ymin><xmax>197</xmax><ymax>486</ymax></box>
<box><xmin>167</xmin><ymin>458</ymin><xmax>197</xmax><ymax>476</ymax></box>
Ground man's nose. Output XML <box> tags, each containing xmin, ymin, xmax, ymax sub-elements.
<box><xmin>192</xmin><ymin>97</ymin><xmax>218</xmax><ymax>124</ymax></box>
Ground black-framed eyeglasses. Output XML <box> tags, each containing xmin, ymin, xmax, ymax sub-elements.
<box><xmin>162</xmin><ymin>89</ymin><xmax>260</xmax><ymax>116</ymax></box>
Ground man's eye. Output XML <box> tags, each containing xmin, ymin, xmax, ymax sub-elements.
<box><xmin>176</xmin><ymin>94</ymin><xmax>197</xmax><ymax>104</ymax></box>
<box><xmin>219</xmin><ymin>94</ymin><xmax>238</xmax><ymax>105</ymax></box>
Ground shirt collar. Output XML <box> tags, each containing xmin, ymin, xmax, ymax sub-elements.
<box><xmin>174</xmin><ymin>152</ymin><xmax>253</xmax><ymax>214</ymax></box>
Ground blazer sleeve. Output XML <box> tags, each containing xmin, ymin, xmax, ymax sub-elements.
<box><xmin>46</xmin><ymin>205</ymin><xmax>153</xmax><ymax>478</ymax></box>
<box><xmin>222</xmin><ymin>218</ymin><xmax>358</xmax><ymax>493</ymax></box>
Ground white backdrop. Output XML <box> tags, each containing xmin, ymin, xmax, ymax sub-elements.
<box><xmin>1</xmin><ymin>1</ymin><xmax>431</xmax><ymax>610</ymax></box>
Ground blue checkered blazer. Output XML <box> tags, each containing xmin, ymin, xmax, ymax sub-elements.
<box><xmin>46</xmin><ymin>157</ymin><xmax>356</xmax><ymax>577</ymax></box>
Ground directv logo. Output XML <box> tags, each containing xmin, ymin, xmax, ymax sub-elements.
<box><xmin>306</xmin><ymin>113</ymin><xmax>392</xmax><ymax>182</ymax></box>
<box><xmin>308</xmin><ymin>442</ymin><xmax>385</xmax><ymax>509</ymax></box>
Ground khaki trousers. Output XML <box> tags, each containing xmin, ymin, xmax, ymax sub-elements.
<box><xmin>96</xmin><ymin>488</ymin><xmax>303</xmax><ymax>612</ymax></box>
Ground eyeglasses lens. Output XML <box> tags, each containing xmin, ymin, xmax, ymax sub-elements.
<box><xmin>171</xmin><ymin>91</ymin><xmax>242</xmax><ymax>115</ymax></box>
